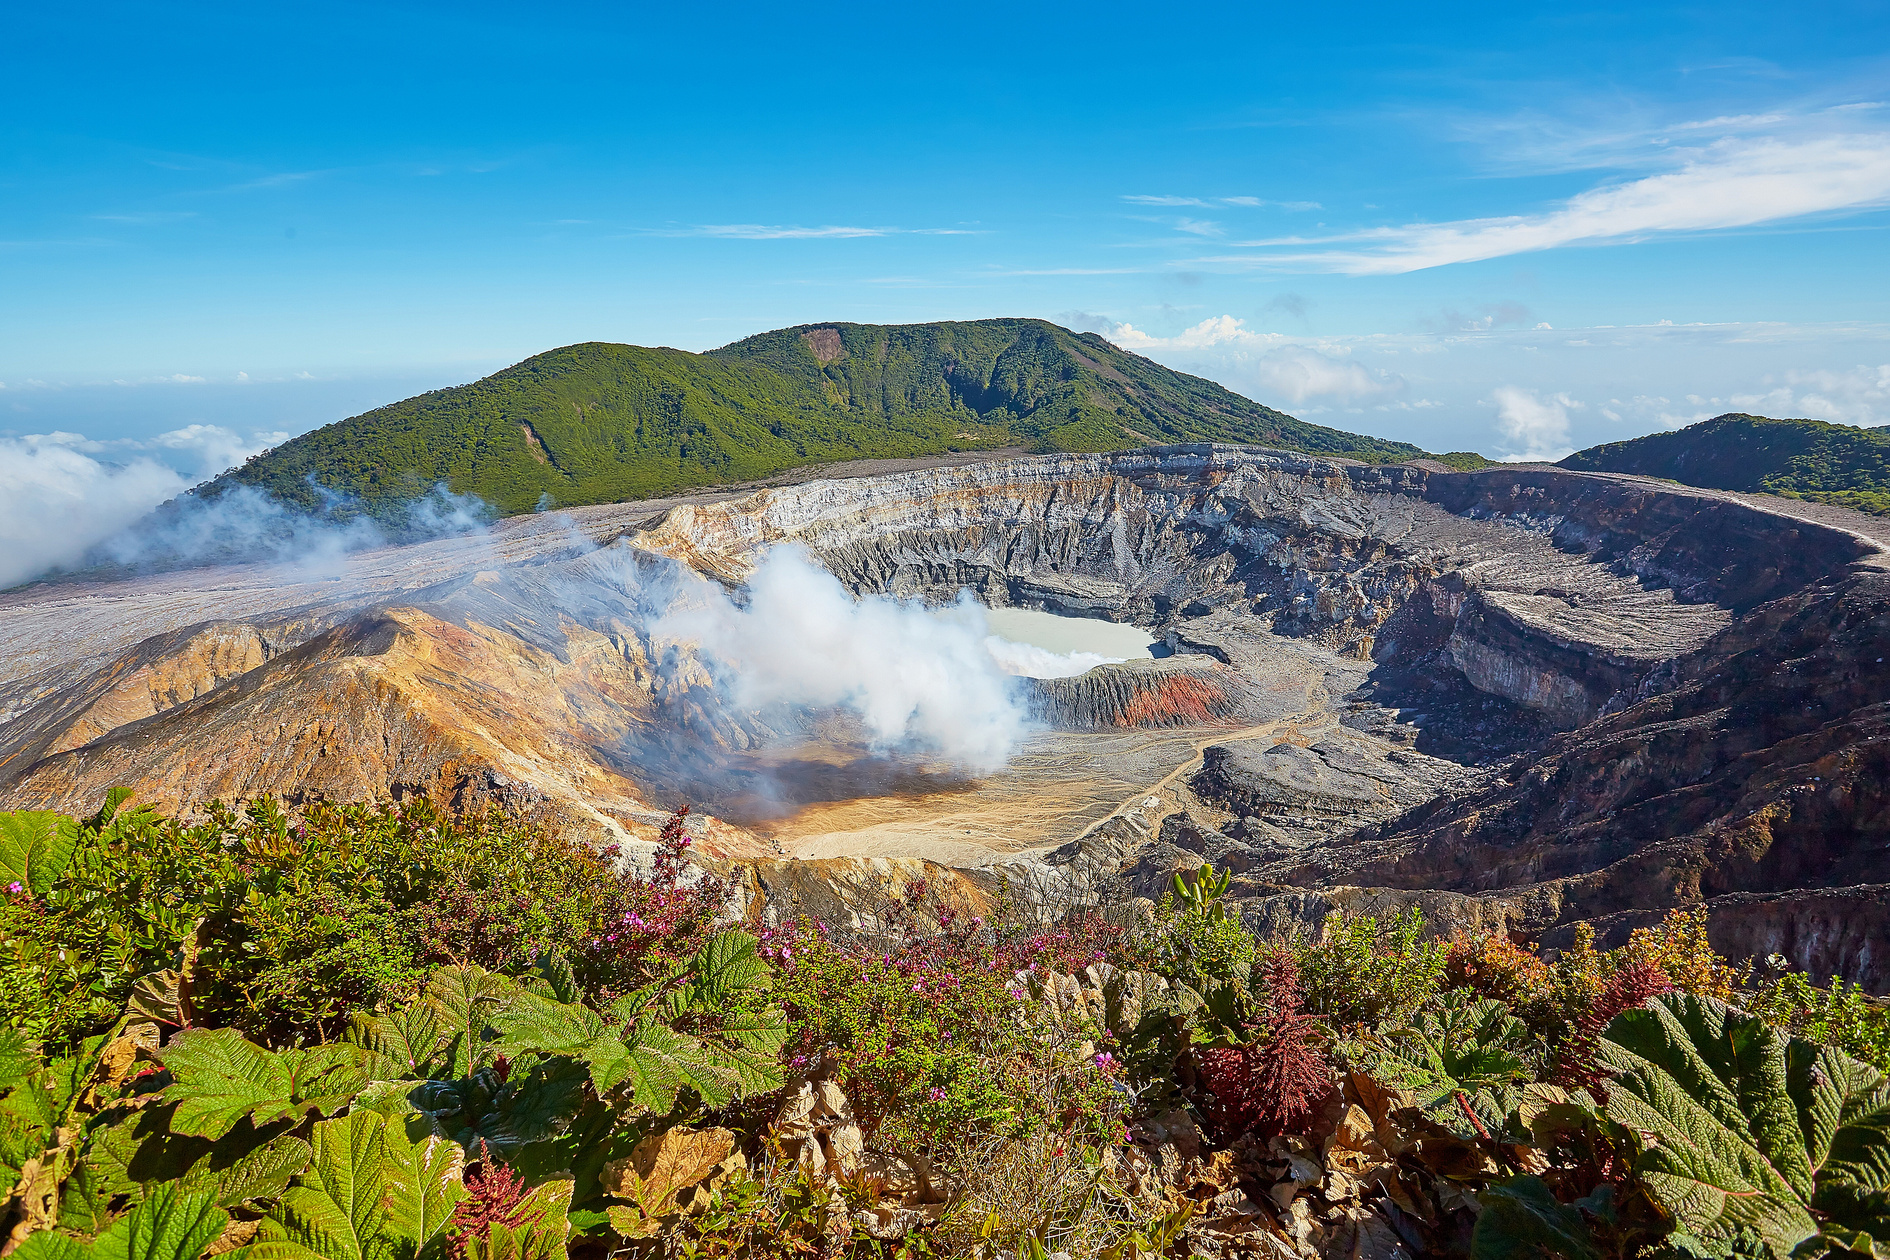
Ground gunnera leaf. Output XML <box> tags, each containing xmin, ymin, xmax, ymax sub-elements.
<box><xmin>1599</xmin><ymin>993</ymin><xmax>1890</xmax><ymax>1258</ymax></box>
<box><xmin>0</xmin><ymin>809</ymin><xmax>79</xmax><ymax>896</ymax></box>
<box><xmin>1471</xmin><ymin>1175</ymin><xmax>1601</xmax><ymax>1260</ymax></box>
<box><xmin>157</xmin><ymin>1030</ymin><xmax>362</xmax><ymax>1141</ymax></box>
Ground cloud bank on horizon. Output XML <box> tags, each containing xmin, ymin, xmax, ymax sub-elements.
<box><xmin>1100</xmin><ymin>314</ymin><xmax>1890</xmax><ymax>460</ymax></box>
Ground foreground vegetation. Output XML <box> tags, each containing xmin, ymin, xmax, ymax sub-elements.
<box><xmin>206</xmin><ymin>320</ymin><xmax>1426</xmax><ymax>518</ymax></box>
<box><xmin>1561</xmin><ymin>412</ymin><xmax>1890</xmax><ymax>516</ymax></box>
<box><xmin>6</xmin><ymin>793</ymin><xmax>1890</xmax><ymax>1258</ymax></box>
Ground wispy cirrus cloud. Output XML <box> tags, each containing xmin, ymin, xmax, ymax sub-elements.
<box><xmin>220</xmin><ymin>169</ymin><xmax>331</xmax><ymax>193</ymax></box>
<box><xmin>1122</xmin><ymin>194</ymin><xmax>1321</xmax><ymax>210</ymax></box>
<box><xmin>981</xmin><ymin>267</ymin><xmax>1143</xmax><ymax>276</ymax></box>
<box><xmin>660</xmin><ymin>223</ymin><xmax>982</xmax><ymax>239</ymax></box>
<box><xmin>90</xmin><ymin>211</ymin><xmax>198</xmax><ymax>224</ymax></box>
<box><xmin>1197</xmin><ymin>127</ymin><xmax>1890</xmax><ymax>274</ymax></box>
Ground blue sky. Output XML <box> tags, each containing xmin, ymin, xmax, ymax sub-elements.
<box><xmin>4</xmin><ymin>0</ymin><xmax>1889</xmax><ymax>494</ymax></box>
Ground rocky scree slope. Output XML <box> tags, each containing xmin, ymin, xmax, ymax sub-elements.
<box><xmin>4</xmin><ymin>445</ymin><xmax>1886</xmax><ymax>985</ymax></box>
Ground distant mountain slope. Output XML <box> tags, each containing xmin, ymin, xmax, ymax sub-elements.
<box><xmin>208</xmin><ymin>318</ymin><xmax>1425</xmax><ymax>517</ymax></box>
<box><xmin>1560</xmin><ymin>412</ymin><xmax>1890</xmax><ymax>515</ymax></box>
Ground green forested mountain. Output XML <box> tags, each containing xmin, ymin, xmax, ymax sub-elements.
<box><xmin>207</xmin><ymin>318</ymin><xmax>1426</xmax><ymax>517</ymax></box>
<box><xmin>1560</xmin><ymin>412</ymin><xmax>1890</xmax><ymax>516</ymax></box>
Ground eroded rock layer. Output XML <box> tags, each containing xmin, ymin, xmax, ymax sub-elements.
<box><xmin>2</xmin><ymin>445</ymin><xmax>1885</xmax><ymax>983</ymax></box>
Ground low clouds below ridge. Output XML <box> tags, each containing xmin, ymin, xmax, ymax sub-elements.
<box><xmin>0</xmin><ymin>422</ymin><xmax>493</xmax><ymax>590</ymax></box>
<box><xmin>0</xmin><ymin>423</ymin><xmax>295</xmax><ymax>589</ymax></box>
<box><xmin>0</xmin><ymin>434</ymin><xmax>195</xmax><ymax>590</ymax></box>
<box><xmin>1106</xmin><ymin>316</ymin><xmax>1408</xmax><ymax>407</ymax></box>
<box><xmin>1491</xmin><ymin>386</ymin><xmax>1579</xmax><ymax>461</ymax></box>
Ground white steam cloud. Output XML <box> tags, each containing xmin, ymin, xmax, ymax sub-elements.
<box><xmin>0</xmin><ymin>433</ymin><xmax>191</xmax><ymax>589</ymax></box>
<box><xmin>982</xmin><ymin>639</ymin><xmax>1121</xmax><ymax>679</ymax></box>
<box><xmin>653</xmin><ymin>547</ymin><xmax>1122</xmax><ymax>776</ymax></box>
<box><xmin>658</xmin><ymin>547</ymin><xmax>1030</xmax><ymax>774</ymax></box>
<box><xmin>97</xmin><ymin>483</ymin><xmax>490</xmax><ymax>578</ymax></box>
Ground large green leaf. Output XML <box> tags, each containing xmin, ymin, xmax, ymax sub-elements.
<box><xmin>1599</xmin><ymin>994</ymin><xmax>1890</xmax><ymax>1258</ymax></box>
<box><xmin>1795</xmin><ymin>1041</ymin><xmax>1890</xmax><ymax>1250</ymax></box>
<box><xmin>0</xmin><ymin>1028</ymin><xmax>39</xmax><ymax>1084</ymax></box>
<box><xmin>16</xmin><ymin>1182</ymin><xmax>231</xmax><ymax>1260</ymax></box>
<box><xmin>247</xmin><ymin>1111</ymin><xmax>467</xmax><ymax>1260</ymax></box>
<box><xmin>89</xmin><ymin>1182</ymin><xmax>229</xmax><ymax>1260</ymax></box>
<box><xmin>669</xmin><ymin>931</ymin><xmax>771</xmax><ymax>1013</ymax></box>
<box><xmin>1471</xmin><ymin>1175</ymin><xmax>1603</xmax><ymax>1260</ymax></box>
<box><xmin>685</xmin><ymin>1009</ymin><xmax>788</xmax><ymax>1099</ymax></box>
<box><xmin>422</xmin><ymin>967</ymin><xmax>509</xmax><ymax>1079</ymax></box>
<box><xmin>247</xmin><ymin>1113</ymin><xmax>396</xmax><ymax>1260</ymax></box>
<box><xmin>0</xmin><ymin>809</ymin><xmax>79</xmax><ymax>896</ymax></box>
<box><xmin>158</xmin><ymin>1030</ymin><xmax>363</xmax><ymax>1140</ymax></box>
<box><xmin>406</xmin><ymin>1062</ymin><xmax>587</xmax><ymax>1155</ymax></box>
<box><xmin>11</xmin><ymin>1234</ymin><xmax>84</xmax><ymax>1260</ymax></box>
<box><xmin>497</xmin><ymin>931</ymin><xmax>785</xmax><ymax>1114</ymax></box>
<box><xmin>1367</xmin><ymin>991</ymin><xmax>1532</xmax><ymax>1139</ymax></box>
<box><xmin>347</xmin><ymin>1007</ymin><xmax>452</xmax><ymax>1083</ymax></box>
<box><xmin>488</xmin><ymin>991</ymin><xmax>608</xmax><ymax>1061</ymax></box>
<box><xmin>188</xmin><ymin>1134</ymin><xmax>314</xmax><ymax>1209</ymax></box>
<box><xmin>380</xmin><ymin>1128</ymin><xmax>465</xmax><ymax>1259</ymax></box>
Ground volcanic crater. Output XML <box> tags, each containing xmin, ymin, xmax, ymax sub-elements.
<box><xmin>4</xmin><ymin>445</ymin><xmax>1887</xmax><ymax>985</ymax></box>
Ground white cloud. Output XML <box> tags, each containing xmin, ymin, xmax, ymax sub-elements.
<box><xmin>673</xmin><ymin>224</ymin><xmax>979</xmax><ymax>239</ymax></box>
<box><xmin>1729</xmin><ymin>363</ymin><xmax>1890</xmax><ymax>426</ymax></box>
<box><xmin>1198</xmin><ymin>130</ymin><xmax>1890</xmax><ymax>274</ymax></box>
<box><xmin>1108</xmin><ymin>316</ymin><xmax>1407</xmax><ymax>406</ymax></box>
<box><xmin>1172</xmin><ymin>218</ymin><xmax>1223</xmax><ymax>237</ymax></box>
<box><xmin>0</xmin><ymin>436</ymin><xmax>187</xmax><ymax>589</ymax></box>
<box><xmin>1124</xmin><ymin>194</ymin><xmax>1322</xmax><ymax>211</ymax></box>
<box><xmin>145</xmin><ymin>423</ymin><xmax>289</xmax><ymax>476</ymax></box>
<box><xmin>0</xmin><ymin>424</ymin><xmax>292</xmax><ymax>588</ymax></box>
<box><xmin>692</xmin><ymin>224</ymin><xmax>889</xmax><ymax>239</ymax></box>
<box><xmin>1492</xmin><ymin>386</ymin><xmax>1580</xmax><ymax>460</ymax></box>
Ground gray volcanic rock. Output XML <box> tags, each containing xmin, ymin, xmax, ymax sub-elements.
<box><xmin>1192</xmin><ymin>731</ymin><xmax>1466</xmax><ymax>841</ymax></box>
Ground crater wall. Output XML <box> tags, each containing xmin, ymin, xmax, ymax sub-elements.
<box><xmin>3</xmin><ymin>445</ymin><xmax>1885</xmax><ymax>983</ymax></box>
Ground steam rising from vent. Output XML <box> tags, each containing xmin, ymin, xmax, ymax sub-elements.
<box><xmin>45</xmin><ymin>482</ymin><xmax>490</xmax><ymax>585</ymax></box>
<box><xmin>982</xmin><ymin>639</ymin><xmax>1122</xmax><ymax>679</ymax></box>
<box><xmin>657</xmin><ymin>547</ymin><xmax>1036</xmax><ymax>775</ymax></box>
<box><xmin>99</xmin><ymin>482</ymin><xmax>491</xmax><ymax>576</ymax></box>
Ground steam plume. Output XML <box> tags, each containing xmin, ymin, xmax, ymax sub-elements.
<box><xmin>657</xmin><ymin>546</ymin><xmax>1033</xmax><ymax>775</ymax></box>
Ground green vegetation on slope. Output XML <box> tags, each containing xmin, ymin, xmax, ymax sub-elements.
<box><xmin>1560</xmin><ymin>412</ymin><xmax>1890</xmax><ymax>516</ymax></box>
<box><xmin>208</xmin><ymin>319</ymin><xmax>1426</xmax><ymax>517</ymax></box>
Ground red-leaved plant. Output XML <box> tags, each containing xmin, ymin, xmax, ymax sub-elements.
<box><xmin>1554</xmin><ymin>958</ymin><xmax>1674</xmax><ymax>1096</ymax></box>
<box><xmin>450</xmin><ymin>1155</ymin><xmax>531</xmax><ymax>1260</ymax></box>
<box><xmin>1193</xmin><ymin>948</ymin><xmax>1333</xmax><ymax>1138</ymax></box>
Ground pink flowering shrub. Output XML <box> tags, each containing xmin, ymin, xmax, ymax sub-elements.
<box><xmin>559</xmin><ymin>805</ymin><xmax>727</xmax><ymax>1002</ymax></box>
<box><xmin>762</xmin><ymin>879</ymin><xmax>1132</xmax><ymax>1154</ymax></box>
